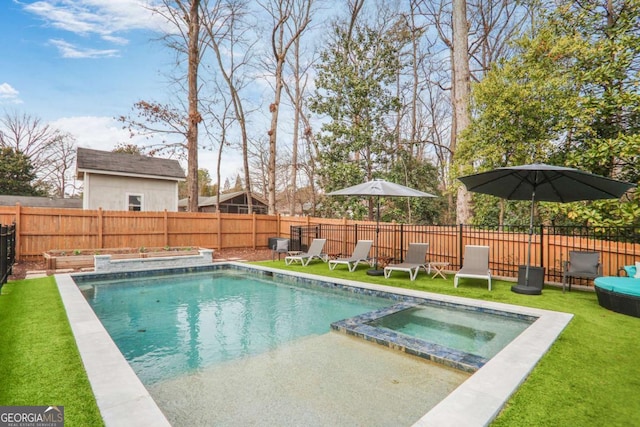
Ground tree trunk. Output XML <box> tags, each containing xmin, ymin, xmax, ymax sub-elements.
<box><xmin>452</xmin><ymin>0</ymin><xmax>472</xmax><ymax>224</ymax></box>
<box><xmin>187</xmin><ymin>0</ymin><xmax>201</xmax><ymax>212</ymax></box>
<box><xmin>268</xmin><ymin>64</ymin><xmax>283</xmax><ymax>215</ymax></box>
<box><xmin>289</xmin><ymin>63</ymin><xmax>301</xmax><ymax>216</ymax></box>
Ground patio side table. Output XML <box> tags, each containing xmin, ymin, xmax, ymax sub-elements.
<box><xmin>429</xmin><ymin>262</ymin><xmax>450</xmax><ymax>279</ymax></box>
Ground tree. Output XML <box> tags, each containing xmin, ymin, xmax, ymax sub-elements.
<box><xmin>0</xmin><ymin>147</ymin><xmax>45</xmax><ymax>196</ymax></box>
<box><xmin>310</xmin><ymin>19</ymin><xmax>402</xmax><ymax>220</ymax></box>
<box><xmin>385</xmin><ymin>152</ymin><xmax>446</xmax><ymax>224</ymax></box>
<box><xmin>201</xmin><ymin>0</ymin><xmax>255</xmax><ymax>214</ymax></box>
<box><xmin>458</xmin><ymin>1</ymin><xmax>640</xmax><ymax>227</ymax></box>
<box><xmin>178</xmin><ymin>168</ymin><xmax>215</xmax><ymax>198</ymax></box>
<box><xmin>282</xmin><ymin>5</ymin><xmax>316</xmax><ymax>216</ymax></box>
<box><xmin>545</xmin><ymin>0</ymin><xmax>640</xmax><ymax>226</ymax></box>
<box><xmin>451</xmin><ymin>0</ymin><xmax>472</xmax><ymax>224</ymax></box>
<box><xmin>260</xmin><ymin>0</ymin><xmax>313</xmax><ymax>215</ymax></box>
<box><xmin>0</xmin><ymin>110</ymin><xmax>77</xmax><ymax>197</ymax></box>
<box><xmin>456</xmin><ymin>28</ymin><xmax>569</xmax><ymax>224</ymax></box>
<box><xmin>113</xmin><ymin>143</ymin><xmax>144</xmax><ymax>155</ymax></box>
<box><xmin>123</xmin><ymin>0</ymin><xmax>204</xmax><ymax>212</ymax></box>
<box><xmin>43</xmin><ymin>134</ymin><xmax>77</xmax><ymax>197</ymax></box>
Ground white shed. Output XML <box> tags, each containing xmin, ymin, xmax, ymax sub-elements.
<box><xmin>76</xmin><ymin>148</ymin><xmax>186</xmax><ymax>212</ymax></box>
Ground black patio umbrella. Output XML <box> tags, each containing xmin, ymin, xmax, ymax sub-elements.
<box><xmin>327</xmin><ymin>179</ymin><xmax>437</xmax><ymax>275</ymax></box>
<box><xmin>458</xmin><ymin>163</ymin><xmax>636</xmax><ymax>293</ymax></box>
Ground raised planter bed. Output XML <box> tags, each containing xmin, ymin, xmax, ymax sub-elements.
<box><xmin>44</xmin><ymin>247</ymin><xmax>203</xmax><ymax>270</ymax></box>
<box><xmin>94</xmin><ymin>249</ymin><xmax>214</xmax><ymax>273</ymax></box>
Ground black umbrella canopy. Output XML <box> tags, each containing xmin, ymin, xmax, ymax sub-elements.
<box><xmin>458</xmin><ymin>163</ymin><xmax>635</xmax><ymax>202</ymax></box>
<box><xmin>458</xmin><ymin>163</ymin><xmax>635</xmax><ymax>294</ymax></box>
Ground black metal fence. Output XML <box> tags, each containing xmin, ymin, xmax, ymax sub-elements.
<box><xmin>1</xmin><ymin>222</ymin><xmax>16</xmax><ymax>291</ymax></box>
<box><xmin>290</xmin><ymin>223</ymin><xmax>639</xmax><ymax>286</ymax></box>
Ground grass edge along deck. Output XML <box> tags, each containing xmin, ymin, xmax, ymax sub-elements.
<box><xmin>57</xmin><ymin>262</ymin><xmax>572</xmax><ymax>427</ymax></box>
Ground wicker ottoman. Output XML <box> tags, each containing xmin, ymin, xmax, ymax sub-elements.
<box><xmin>594</xmin><ymin>276</ymin><xmax>640</xmax><ymax>318</ymax></box>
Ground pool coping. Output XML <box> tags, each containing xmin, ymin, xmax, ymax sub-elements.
<box><xmin>56</xmin><ymin>262</ymin><xmax>573</xmax><ymax>427</ymax></box>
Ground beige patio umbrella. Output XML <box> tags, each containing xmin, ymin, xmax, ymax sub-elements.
<box><xmin>328</xmin><ymin>179</ymin><xmax>437</xmax><ymax>275</ymax></box>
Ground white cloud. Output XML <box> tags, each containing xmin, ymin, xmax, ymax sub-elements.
<box><xmin>23</xmin><ymin>0</ymin><xmax>171</xmax><ymax>44</ymax></box>
<box><xmin>102</xmin><ymin>35</ymin><xmax>129</xmax><ymax>45</ymax></box>
<box><xmin>51</xmin><ymin>115</ymin><xmax>137</xmax><ymax>150</ymax></box>
<box><xmin>49</xmin><ymin>39</ymin><xmax>119</xmax><ymax>58</ymax></box>
<box><xmin>0</xmin><ymin>83</ymin><xmax>22</xmax><ymax>103</ymax></box>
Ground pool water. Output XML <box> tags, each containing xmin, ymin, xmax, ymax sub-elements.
<box><xmin>82</xmin><ymin>269</ymin><xmax>391</xmax><ymax>384</ymax></box>
<box><xmin>368</xmin><ymin>304</ymin><xmax>533</xmax><ymax>359</ymax></box>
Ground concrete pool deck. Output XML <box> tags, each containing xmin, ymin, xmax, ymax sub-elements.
<box><xmin>56</xmin><ymin>262</ymin><xmax>573</xmax><ymax>426</ymax></box>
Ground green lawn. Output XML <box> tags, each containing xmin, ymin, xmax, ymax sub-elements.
<box><xmin>1</xmin><ymin>264</ymin><xmax>639</xmax><ymax>426</ymax></box>
<box><xmin>256</xmin><ymin>260</ymin><xmax>640</xmax><ymax>426</ymax></box>
<box><xmin>0</xmin><ymin>277</ymin><xmax>104</xmax><ymax>427</ymax></box>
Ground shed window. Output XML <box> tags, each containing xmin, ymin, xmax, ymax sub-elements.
<box><xmin>127</xmin><ymin>194</ymin><xmax>143</xmax><ymax>211</ymax></box>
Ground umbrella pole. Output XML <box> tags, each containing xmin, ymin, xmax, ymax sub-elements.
<box><xmin>375</xmin><ymin>197</ymin><xmax>379</xmax><ymax>269</ymax></box>
<box><xmin>525</xmin><ymin>191</ymin><xmax>535</xmax><ymax>286</ymax></box>
<box><xmin>367</xmin><ymin>196</ymin><xmax>384</xmax><ymax>275</ymax></box>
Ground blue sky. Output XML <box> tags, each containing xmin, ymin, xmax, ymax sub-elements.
<box><xmin>1</xmin><ymin>0</ymin><xmax>246</xmax><ymax>181</ymax></box>
<box><xmin>2</xmin><ymin>1</ymin><xmax>172</xmax><ymax>118</ymax></box>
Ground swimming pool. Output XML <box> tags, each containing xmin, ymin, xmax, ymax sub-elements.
<box><xmin>59</xmin><ymin>263</ymin><xmax>573</xmax><ymax>426</ymax></box>
<box><xmin>80</xmin><ymin>269</ymin><xmax>391</xmax><ymax>384</ymax></box>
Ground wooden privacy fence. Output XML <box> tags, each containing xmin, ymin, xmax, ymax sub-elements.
<box><xmin>0</xmin><ymin>206</ymin><xmax>288</xmax><ymax>260</ymax></box>
<box><xmin>0</xmin><ymin>205</ymin><xmax>638</xmax><ymax>286</ymax></box>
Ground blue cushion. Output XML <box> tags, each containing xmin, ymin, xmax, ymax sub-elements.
<box><xmin>595</xmin><ymin>277</ymin><xmax>640</xmax><ymax>297</ymax></box>
<box><xmin>623</xmin><ymin>265</ymin><xmax>637</xmax><ymax>277</ymax></box>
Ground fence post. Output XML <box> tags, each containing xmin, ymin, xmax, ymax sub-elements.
<box><xmin>539</xmin><ymin>225</ymin><xmax>545</xmax><ymax>278</ymax></box>
<box><xmin>252</xmin><ymin>212</ymin><xmax>257</xmax><ymax>249</ymax></box>
<box><xmin>1</xmin><ymin>224</ymin><xmax>7</xmax><ymax>285</ymax></box>
<box><xmin>277</xmin><ymin>213</ymin><xmax>281</xmax><ymax>236</ymax></box>
<box><xmin>97</xmin><ymin>208</ymin><xmax>104</xmax><ymax>249</ymax></box>
<box><xmin>14</xmin><ymin>203</ymin><xmax>21</xmax><ymax>260</ymax></box>
<box><xmin>9</xmin><ymin>223</ymin><xmax>15</xmax><ymax>275</ymax></box>
<box><xmin>459</xmin><ymin>223</ymin><xmax>464</xmax><ymax>268</ymax></box>
<box><xmin>216</xmin><ymin>211</ymin><xmax>222</xmax><ymax>251</ymax></box>
<box><xmin>163</xmin><ymin>210</ymin><xmax>169</xmax><ymax>247</ymax></box>
<box><xmin>399</xmin><ymin>223</ymin><xmax>404</xmax><ymax>262</ymax></box>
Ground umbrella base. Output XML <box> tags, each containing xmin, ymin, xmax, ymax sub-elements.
<box><xmin>511</xmin><ymin>285</ymin><xmax>542</xmax><ymax>295</ymax></box>
<box><xmin>366</xmin><ymin>269</ymin><xmax>385</xmax><ymax>276</ymax></box>
<box><xmin>512</xmin><ymin>266</ymin><xmax>544</xmax><ymax>295</ymax></box>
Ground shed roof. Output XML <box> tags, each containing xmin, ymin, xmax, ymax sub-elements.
<box><xmin>76</xmin><ymin>147</ymin><xmax>185</xmax><ymax>180</ymax></box>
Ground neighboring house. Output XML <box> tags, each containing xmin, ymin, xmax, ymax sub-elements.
<box><xmin>178</xmin><ymin>191</ymin><xmax>268</xmax><ymax>214</ymax></box>
<box><xmin>76</xmin><ymin>148</ymin><xmax>186</xmax><ymax>212</ymax></box>
<box><xmin>0</xmin><ymin>195</ymin><xmax>82</xmax><ymax>209</ymax></box>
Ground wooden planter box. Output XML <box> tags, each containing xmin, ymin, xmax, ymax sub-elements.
<box><xmin>43</xmin><ymin>247</ymin><xmax>201</xmax><ymax>270</ymax></box>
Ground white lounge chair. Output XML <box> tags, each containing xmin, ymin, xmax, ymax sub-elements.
<box><xmin>328</xmin><ymin>240</ymin><xmax>373</xmax><ymax>272</ymax></box>
<box><xmin>383</xmin><ymin>243</ymin><xmax>429</xmax><ymax>281</ymax></box>
<box><xmin>454</xmin><ymin>245</ymin><xmax>492</xmax><ymax>290</ymax></box>
<box><xmin>284</xmin><ymin>238</ymin><xmax>327</xmax><ymax>266</ymax></box>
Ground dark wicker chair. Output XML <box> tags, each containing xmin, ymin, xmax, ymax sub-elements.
<box><xmin>562</xmin><ymin>251</ymin><xmax>602</xmax><ymax>292</ymax></box>
<box><xmin>271</xmin><ymin>238</ymin><xmax>289</xmax><ymax>260</ymax></box>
